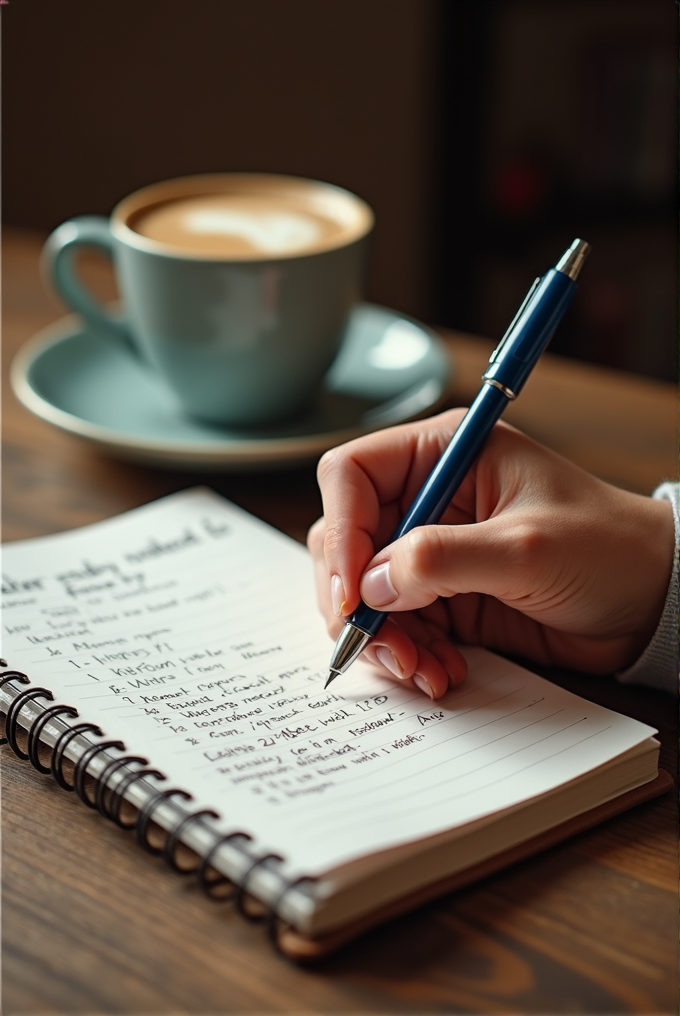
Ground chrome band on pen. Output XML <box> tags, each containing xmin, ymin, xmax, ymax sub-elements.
<box><xmin>482</xmin><ymin>376</ymin><xmax>517</xmax><ymax>400</ymax></box>
<box><xmin>555</xmin><ymin>238</ymin><xmax>590</xmax><ymax>281</ymax></box>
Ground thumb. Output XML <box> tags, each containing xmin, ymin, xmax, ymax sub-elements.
<box><xmin>359</xmin><ymin>520</ymin><xmax>523</xmax><ymax>611</ymax></box>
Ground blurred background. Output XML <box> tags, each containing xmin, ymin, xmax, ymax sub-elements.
<box><xmin>3</xmin><ymin>0</ymin><xmax>676</xmax><ymax>380</ymax></box>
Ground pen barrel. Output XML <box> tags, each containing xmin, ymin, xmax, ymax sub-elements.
<box><xmin>483</xmin><ymin>269</ymin><xmax>575</xmax><ymax>396</ymax></box>
<box><xmin>349</xmin><ymin>254</ymin><xmax>581</xmax><ymax>649</ymax></box>
<box><xmin>351</xmin><ymin>382</ymin><xmax>508</xmax><ymax>638</ymax></box>
<box><xmin>395</xmin><ymin>382</ymin><xmax>507</xmax><ymax>536</ymax></box>
<box><xmin>351</xmin><ymin>602</ymin><xmax>390</xmax><ymax>635</ymax></box>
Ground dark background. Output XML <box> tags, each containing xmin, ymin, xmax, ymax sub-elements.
<box><xmin>3</xmin><ymin>0</ymin><xmax>676</xmax><ymax>380</ymax></box>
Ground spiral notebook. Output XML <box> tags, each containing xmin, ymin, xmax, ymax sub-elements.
<box><xmin>0</xmin><ymin>488</ymin><xmax>670</xmax><ymax>959</ymax></box>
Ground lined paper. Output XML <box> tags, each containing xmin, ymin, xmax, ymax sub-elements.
<box><xmin>1</xmin><ymin>488</ymin><xmax>656</xmax><ymax>875</ymax></box>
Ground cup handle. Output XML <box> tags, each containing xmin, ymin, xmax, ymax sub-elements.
<box><xmin>41</xmin><ymin>216</ymin><xmax>135</xmax><ymax>352</ymax></box>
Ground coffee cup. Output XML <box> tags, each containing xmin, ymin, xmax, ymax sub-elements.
<box><xmin>41</xmin><ymin>174</ymin><xmax>374</xmax><ymax>426</ymax></box>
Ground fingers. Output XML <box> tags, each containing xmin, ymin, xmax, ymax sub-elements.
<box><xmin>308</xmin><ymin>516</ymin><xmax>467</xmax><ymax>699</ymax></box>
<box><xmin>309</xmin><ymin>408</ymin><xmax>675</xmax><ymax>687</ymax></box>
<box><xmin>359</xmin><ymin>516</ymin><xmax>526</xmax><ymax>612</ymax></box>
<box><xmin>313</xmin><ymin>412</ymin><xmax>467</xmax><ymax>615</ymax></box>
<box><xmin>364</xmin><ymin>627</ymin><xmax>467</xmax><ymax>700</ymax></box>
<box><xmin>308</xmin><ymin>516</ymin><xmax>344</xmax><ymax>636</ymax></box>
<box><xmin>307</xmin><ymin>411</ymin><xmax>557</xmax><ymax>700</ymax></box>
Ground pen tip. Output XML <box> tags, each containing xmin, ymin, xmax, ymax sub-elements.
<box><xmin>324</xmin><ymin>671</ymin><xmax>337</xmax><ymax>689</ymax></box>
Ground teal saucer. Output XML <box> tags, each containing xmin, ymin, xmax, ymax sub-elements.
<box><xmin>11</xmin><ymin>304</ymin><xmax>452</xmax><ymax>471</ymax></box>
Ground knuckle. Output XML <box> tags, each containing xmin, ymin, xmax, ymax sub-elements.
<box><xmin>316</xmin><ymin>446</ymin><xmax>344</xmax><ymax>486</ymax></box>
<box><xmin>404</xmin><ymin>528</ymin><xmax>448</xmax><ymax>590</ymax></box>
<box><xmin>508</xmin><ymin>519</ymin><xmax>550</xmax><ymax>577</ymax></box>
<box><xmin>306</xmin><ymin>517</ymin><xmax>325</xmax><ymax>554</ymax></box>
<box><xmin>322</xmin><ymin>523</ymin><xmax>345</xmax><ymax>559</ymax></box>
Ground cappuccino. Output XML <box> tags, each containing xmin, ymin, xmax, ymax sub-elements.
<box><xmin>127</xmin><ymin>178</ymin><xmax>371</xmax><ymax>259</ymax></box>
<box><xmin>44</xmin><ymin>174</ymin><xmax>373</xmax><ymax>424</ymax></box>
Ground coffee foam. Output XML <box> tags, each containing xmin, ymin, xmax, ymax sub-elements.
<box><xmin>129</xmin><ymin>192</ymin><xmax>356</xmax><ymax>257</ymax></box>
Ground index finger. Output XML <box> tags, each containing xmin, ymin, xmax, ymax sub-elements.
<box><xmin>314</xmin><ymin>410</ymin><xmax>466</xmax><ymax>615</ymax></box>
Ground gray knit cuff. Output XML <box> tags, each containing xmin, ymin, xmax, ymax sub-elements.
<box><xmin>617</xmin><ymin>481</ymin><xmax>679</xmax><ymax>694</ymax></box>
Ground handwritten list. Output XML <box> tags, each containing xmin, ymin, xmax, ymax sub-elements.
<box><xmin>1</xmin><ymin>488</ymin><xmax>655</xmax><ymax>875</ymax></box>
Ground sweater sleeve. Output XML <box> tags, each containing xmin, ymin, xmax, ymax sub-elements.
<box><xmin>616</xmin><ymin>481</ymin><xmax>679</xmax><ymax>694</ymax></box>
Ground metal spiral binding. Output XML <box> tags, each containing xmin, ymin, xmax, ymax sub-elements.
<box><xmin>6</xmin><ymin>685</ymin><xmax>53</xmax><ymax>757</ymax></box>
<box><xmin>72</xmin><ymin>740</ymin><xmax>126</xmax><ymax>806</ymax></box>
<box><xmin>94</xmin><ymin>755</ymin><xmax>148</xmax><ymax>815</ymax></box>
<box><xmin>197</xmin><ymin>832</ymin><xmax>251</xmax><ymax>901</ymax></box>
<box><xmin>28</xmin><ymin>704</ymin><xmax>79</xmax><ymax>773</ymax></box>
<box><xmin>136</xmin><ymin>788</ymin><xmax>193</xmax><ymax>853</ymax></box>
<box><xmin>235</xmin><ymin>852</ymin><xmax>285</xmax><ymax>919</ymax></box>
<box><xmin>0</xmin><ymin>670</ymin><xmax>30</xmax><ymax>745</ymax></box>
<box><xmin>108</xmin><ymin>767</ymin><xmax>166</xmax><ymax>829</ymax></box>
<box><xmin>163</xmin><ymin>809</ymin><xmax>221</xmax><ymax>873</ymax></box>
<box><xmin>266</xmin><ymin>875</ymin><xmax>318</xmax><ymax>954</ymax></box>
<box><xmin>0</xmin><ymin>666</ymin><xmax>305</xmax><ymax>945</ymax></box>
<box><xmin>52</xmin><ymin>722</ymin><xmax>105</xmax><ymax>790</ymax></box>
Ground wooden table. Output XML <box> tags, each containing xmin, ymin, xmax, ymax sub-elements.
<box><xmin>2</xmin><ymin>227</ymin><xmax>677</xmax><ymax>1014</ymax></box>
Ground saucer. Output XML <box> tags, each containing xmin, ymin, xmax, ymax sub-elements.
<box><xmin>11</xmin><ymin>304</ymin><xmax>452</xmax><ymax>471</ymax></box>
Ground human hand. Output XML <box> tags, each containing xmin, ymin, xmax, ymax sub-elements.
<box><xmin>307</xmin><ymin>409</ymin><xmax>674</xmax><ymax>698</ymax></box>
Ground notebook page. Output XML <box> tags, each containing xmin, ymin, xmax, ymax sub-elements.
<box><xmin>1</xmin><ymin>488</ymin><xmax>656</xmax><ymax>875</ymax></box>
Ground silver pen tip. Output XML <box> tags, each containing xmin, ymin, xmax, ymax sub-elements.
<box><xmin>555</xmin><ymin>238</ymin><xmax>590</xmax><ymax>281</ymax></box>
<box><xmin>324</xmin><ymin>671</ymin><xmax>339</xmax><ymax>690</ymax></box>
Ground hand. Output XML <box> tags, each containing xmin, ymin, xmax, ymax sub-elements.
<box><xmin>307</xmin><ymin>410</ymin><xmax>674</xmax><ymax>698</ymax></box>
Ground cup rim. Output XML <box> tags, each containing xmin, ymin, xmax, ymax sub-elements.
<box><xmin>111</xmin><ymin>172</ymin><xmax>374</xmax><ymax>261</ymax></box>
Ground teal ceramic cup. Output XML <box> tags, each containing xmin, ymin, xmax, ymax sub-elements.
<box><xmin>41</xmin><ymin>174</ymin><xmax>374</xmax><ymax>426</ymax></box>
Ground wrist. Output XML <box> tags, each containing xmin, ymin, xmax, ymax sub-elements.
<box><xmin>617</xmin><ymin>482</ymin><xmax>679</xmax><ymax>689</ymax></box>
<box><xmin>617</xmin><ymin>490</ymin><xmax>675</xmax><ymax>665</ymax></box>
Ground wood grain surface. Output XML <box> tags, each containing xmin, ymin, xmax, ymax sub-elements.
<box><xmin>2</xmin><ymin>228</ymin><xmax>677</xmax><ymax>1014</ymax></box>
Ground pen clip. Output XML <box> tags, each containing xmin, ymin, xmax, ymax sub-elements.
<box><xmin>488</xmin><ymin>276</ymin><xmax>541</xmax><ymax>363</ymax></box>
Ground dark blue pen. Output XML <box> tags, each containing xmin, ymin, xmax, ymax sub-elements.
<box><xmin>324</xmin><ymin>238</ymin><xmax>590</xmax><ymax>688</ymax></box>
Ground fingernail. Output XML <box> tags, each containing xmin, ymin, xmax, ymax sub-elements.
<box><xmin>330</xmin><ymin>574</ymin><xmax>346</xmax><ymax>616</ymax></box>
<box><xmin>361</xmin><ymin>561</ymin><xmax>397</xmax><ymax>607</ymax></box>
<box><xmin>375</xmin><ymin>645</ymin><xmax>404</xmax><ymax>679</ymax></box>
<box><xmin>412</xmin><ymin>673</ymin><xmax>434</xmax><ymax>699</ymax></box>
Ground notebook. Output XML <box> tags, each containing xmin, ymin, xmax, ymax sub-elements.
<box><xmin>0</xmin><ymin>488</ymin><xmax>670</xmax><ymax>959</ymax></box>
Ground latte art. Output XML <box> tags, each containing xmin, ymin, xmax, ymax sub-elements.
<box><xmin>129</xmin><ymin>190</ymin><xmax>360</xmax><ymax>258</ymax></box>
<box><xmin>183</xmin><ymin>208</ymin><xmax>322</xmax><ymax>254</ymax></box>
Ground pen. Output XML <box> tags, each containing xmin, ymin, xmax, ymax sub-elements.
<box><xmin>324</xmin><ymin>237</ymin><xmax>590</xmax><ymax>688</ymax></box>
